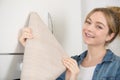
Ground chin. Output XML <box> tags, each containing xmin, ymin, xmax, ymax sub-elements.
<box><xmin>83</xmin><ymin>40</ymin><xmax>95</xmax><ymax>46</ymax></box>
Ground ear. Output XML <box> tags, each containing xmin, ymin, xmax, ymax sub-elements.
<box><xmin>106</xmin><ymin>33</ymin><xmax>115</xmax><ymax>42</ymax></box>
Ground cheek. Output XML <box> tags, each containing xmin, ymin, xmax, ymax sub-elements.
<box><xmin>82</xmin><ymin>28</ymin><xmax>85</xmax><ymax>36</ymax></box>
<box><xmin>82</xmin><ymin>26</ymin><xmax>86</xmax><ymax>33</ymax></box>
<box><xmin>96</xmin><ymin>33</ymin><xmax>108</xmax><ymax>41</ymax></box>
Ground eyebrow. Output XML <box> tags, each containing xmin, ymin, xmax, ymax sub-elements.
<box><xmin>86</xmin><ymin>17</ymin><xmax>106</xmax><ymax>27</ymax></box>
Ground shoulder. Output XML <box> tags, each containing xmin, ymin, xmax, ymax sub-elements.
<box><xmin>113</xmin><ymin>54</ymin><xmax>120</xmax><ymax>70</ymax></box>
<box><xmin>112</xmin><ymin>53</ymin><xmax>120</xmax><ymax>63</ymax></box>
<box><xmin>113</xmin><ymin>54</ymin><xmax>120</xmax><ymax>67</ymax></box>
<box><xmin>115</xmin><ymin>55</ymin><xmax>120</xmax><ymax>79</ymax></box>
<box><xmin>105</xmin><ymin>49</ymin><xmax>120</xmax><ymax>63</ymax></box>
<box><xmin>110</xmin><ymin>52</ymin><xmax>120</xmax><ymax>78</ymax></box>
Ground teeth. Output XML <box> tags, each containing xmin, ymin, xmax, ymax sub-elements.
<box><xmin>86</xmin><ymin>33</ymin><xmax>94</xmax><ymax>38</ymax></box>
<box><xmin>86</xmin><ymin>33</ymin><xmax>90</xmax><ymax>36</ymax></box>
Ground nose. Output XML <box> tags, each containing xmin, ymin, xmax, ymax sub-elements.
<box><xmin>85</xmin><ymin>24</ymin><xmax>95</xmax><ymax>32</ymax></box>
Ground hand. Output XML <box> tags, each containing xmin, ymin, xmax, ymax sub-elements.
<box><xmin>19</xmin><ymin>27</ymin><xmax>33</xmax><ymax>47</ymax></box>
<box><xmin>62</xmin><ymin>58</ymin><xmax>80</xmax><ymax>80</ymax></box>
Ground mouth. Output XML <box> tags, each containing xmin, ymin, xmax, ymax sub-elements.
<box><xmin>85</xmin><ymin>32</ymin><xmax>95</xmax><ymax>38</ymax></box>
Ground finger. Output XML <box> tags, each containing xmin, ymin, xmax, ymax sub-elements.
<box><xmin>63</xmin><ymin>59</ymin><xmax>76</xmax><ymax>71</ymax></box>
<box><xmin>64</xmin><ymin>61</ymin><xmax>79</xmax><ymax>75</ymax></box>
<box><xmin>22</xmin><ymin>27</ymin><xmax>32</xmax><ymax>33</ymax></box>
<box><xmin>63</xmin><ymin>58</ymin><xmax>79</xmax><ymax>73</ymax></box>
<box><xmin>64</xmin><ymin>58</ymin><xmax>77</xmax><ymax>66</ymax></box>
<box><xmin>23</xmin><ymin>32</ymin><xmax>33</xmax><ymax>38</ymax></box>
<box><xmin>63</xmin><ymin>60</ymin><xmax>72</xmax><ymax>70</ymax></box>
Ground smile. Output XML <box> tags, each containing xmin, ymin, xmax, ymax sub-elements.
<box><xmin>85</xmin><ymin>32</ymin><xmax>95</xmax><ymax>38</ymax></box>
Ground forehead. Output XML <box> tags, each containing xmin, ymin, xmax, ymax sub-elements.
<box><xmin>88</xmin><ymin>11</ymin><xmax>108</xmax><ymax>26</ymax></box>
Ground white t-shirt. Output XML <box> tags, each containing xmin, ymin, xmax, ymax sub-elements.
<box><xmin>77</xmin><ymin>65</ymin><xmax>96</xmax><ymax>80</ymax></box>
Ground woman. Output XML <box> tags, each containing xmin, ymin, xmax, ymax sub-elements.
<box><xmin>19</xmin><ymin>6</ymin><xmax>120</xmax><ymax>80</ymax></box>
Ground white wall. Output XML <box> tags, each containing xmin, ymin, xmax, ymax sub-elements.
<box><xmin>0</xmin><ymin>0</ymin><xmax>82</xmax><ymax>55</ymax></box>
<box><xmin>81</xmin><ymin>0</ymin><xmax>120</xmax><ymax>56</ymax></box>
<box><xmin>0</xmin><ymin>0</ymin><xmax>49</xmax><ymax>53</ymax></box>
<box><xmin>0</xmin><ymin>0</ymin><xmax>82</xmax><ymax>79</ymax></box>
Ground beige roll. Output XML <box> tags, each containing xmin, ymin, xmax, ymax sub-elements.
<box><xmin>20</xmin><ymin>12</ymin><xmax>68</xmax><ymax>80</ymax></box>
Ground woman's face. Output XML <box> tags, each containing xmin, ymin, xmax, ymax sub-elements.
<box><xmin>82</xmin><ymin>11</ymin><xmax>113</xmax><ymax>46</ymax></box>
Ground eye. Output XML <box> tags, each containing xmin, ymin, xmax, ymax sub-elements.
<box><xmin>96</xmin><ymin>25</ymin><xmax>103</xmax><ymax>29</ymax></box>
<box><xmin>85</xmin><ymin>20</ymin><xmax>91</xmax><ymax>25</ymax></box>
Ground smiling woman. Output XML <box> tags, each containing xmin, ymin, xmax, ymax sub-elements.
<box><xmin>18</xmin><ymin>6</ymin><xmax>120</xmax><ymax>80</ymax></box>
<box><xmin>83</xmin><ymin>12</ymin><xmax>111</xmax><ymax>46</ymax></box>
<box><xmin>84</xmin><ymin>7</ymin><xmax>120</xmax><ymax>46</ymax></box>
<box><xmin>83</xmin><ymin>13</ymin><xmax>115</xmax><ymax>48</ymax></box>
<box><xmin>55</xmin><ymin>6</ymin><xmax>120</xmax><ymax>80</ymax></box>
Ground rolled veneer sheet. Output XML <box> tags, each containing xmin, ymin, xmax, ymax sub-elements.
<box><xmin>21</xmin><ymin>12</ymin><xmax>68</xmax><ymax>80</ymax></box>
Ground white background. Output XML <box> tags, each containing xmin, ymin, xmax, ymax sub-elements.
<box><xmin>0</xmin><ymin>0</ymin><xmax>82</xmax><ymax>55</ymax></box>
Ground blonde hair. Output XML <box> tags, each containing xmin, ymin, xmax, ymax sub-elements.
<box><xmin>85</xmin><ymin>6</ymin><xmax>120</xmax><ymax>45</ymax></box>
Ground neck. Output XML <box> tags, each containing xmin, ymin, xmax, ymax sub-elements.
<box><xmin>86</xmin><ymin>45</ymin><xmax>107</xmax><ymax>61</ymax></box>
